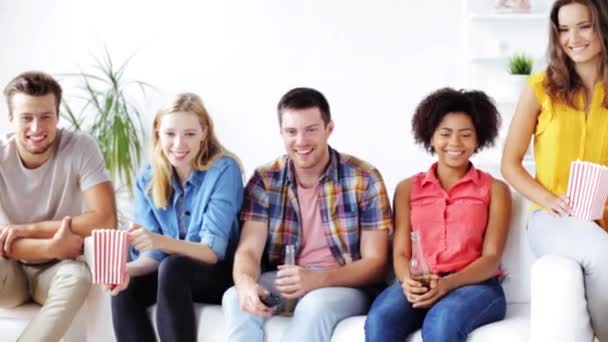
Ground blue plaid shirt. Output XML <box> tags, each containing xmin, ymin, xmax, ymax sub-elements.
<box><xmin>241</xmin><ymin>146</ymin><xmax>392</xmax><ymax>267</ymax></box>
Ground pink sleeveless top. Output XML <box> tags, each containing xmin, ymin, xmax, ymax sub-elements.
<box><xmin>409</xmin><ymin>163</ymin><xmax>492</xmax><ymax>274</ymax></box>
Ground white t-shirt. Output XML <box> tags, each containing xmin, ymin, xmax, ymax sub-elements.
<box><xmin>0</xmin><ymin>129</ymin><xmax>110</xmax><ymax>226</ymax></box>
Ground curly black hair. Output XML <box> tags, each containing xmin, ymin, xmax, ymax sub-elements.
<box><xmin>411</xmin><ymin>87</ymin><xmax>501</xmax><ymax>154</ymax></box>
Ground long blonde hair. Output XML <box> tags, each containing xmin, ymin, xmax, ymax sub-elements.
<box><xmin>149</xmin><ymin>93</ymin><xmax>225</xmax><ymax>208</ymax></box>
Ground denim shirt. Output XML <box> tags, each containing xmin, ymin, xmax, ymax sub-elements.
<box><xmin>131</xmin><ymin>156</ymin><xmax>243</xmax><ymax>262</ymax></box>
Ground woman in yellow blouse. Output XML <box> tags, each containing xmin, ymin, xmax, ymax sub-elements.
<box><xmin>501</xmin><ymin>0</ymin><xmax>608</xmax><ymax>340</ymax></box>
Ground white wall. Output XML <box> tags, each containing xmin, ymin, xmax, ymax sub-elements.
<box><xmin>0</xmin><ymin>0</ymin><xmax>471</xmax><ymax>196</ymax></box>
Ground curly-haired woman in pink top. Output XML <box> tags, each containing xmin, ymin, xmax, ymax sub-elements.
<box><xmin>365</xmin><ymin>88</ymin><xmax>512</xmax><ymax>342</ymax></box>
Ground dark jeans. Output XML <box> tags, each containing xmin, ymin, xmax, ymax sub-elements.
<box><xmin>364</xmin><ymin>277</ymin><xmax>506</xmax><ymax>342</ymax></box>
<box><xmin>111</xmin><ymin>255</ymin><xmax>233</xmax><ymax>342</ymax></box>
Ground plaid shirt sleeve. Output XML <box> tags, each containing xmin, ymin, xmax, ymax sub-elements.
<box><xmin>359</xmin><ymin>168</ymin><xmax>393</xmax><ymax>232</ymax></box>
<box><xmin>240</xmin><ymin>170</ymin><xmax>270</xmax><ymax>223</ymax></box>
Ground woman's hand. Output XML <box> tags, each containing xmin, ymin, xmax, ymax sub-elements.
<box><xmin>542</xmin><ymin>194</ymin><xmax>572</xmax><ymax>217</ymax></box>
<box><xmin>128</xmin><ymin>222</ymin><xmax>165</xmax><ymax>252</ymax></box>
<box><xmin>104</xmin><ymin>271</ymin><xmax>131</xmax><ymax>296</ymax></box>
<box><xmin>401</xmin><ymin>274</ymin><xmax>430</xmax><ymax>304</ymax></box>
<box><xmin>411</xmin><ymin>274</ymin><xmax>454</xmax><ymax>309</ymax></box>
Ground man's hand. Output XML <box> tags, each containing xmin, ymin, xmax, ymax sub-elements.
<box><xmin>411</xmin><ymin>274</ymin><xmax>454</xmax><ymax>309</ymax></box>
<box><xmin>0</xmin><ymin>224</ymin><xmax>33</xmax><ymax>257</ymax></box>
<box><xmin>128</xmin><ymin>223</ymin><xmax>164</xmax><ymax>253</ymax></box>
<box><xmin>275</xmin><ymin>265</ymin><xmax>319</xmax><ymax>299</ymax></box>
<box><xmin>236</xmin><ymin>280</ymin><xmax>274</xmax><ymax>318</ymax></box>
<box><xmin>50</xmin><ymin>217</ymin><xmax>84</xmax><ymax>260</ymax></box>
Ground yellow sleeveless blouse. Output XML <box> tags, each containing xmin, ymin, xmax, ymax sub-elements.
<box><xmin>530</xmin><ymin>71</ymin><xmax>608</xmax><ymax>230</ymax></box>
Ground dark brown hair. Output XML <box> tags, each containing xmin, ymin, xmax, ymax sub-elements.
<box><xmin>546</xmin><ymin>0</ymin><xmax>608</xmax><ymax>108</ymax></box>
<box><xmin>277</xmin><ymin>87</ymin><xmax>331</xmax><ymax>126</ymax></box>
<box><xmin>3</xmin><ymin>71</ymin><xmax>62</xmax><ymax>117</ymax></box>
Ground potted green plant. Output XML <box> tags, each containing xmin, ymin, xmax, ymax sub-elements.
<box><xmin>506</xmin><ymin>52</ymin><xmax>534</xmax><ymax>98</ymax></box>
<box><xmin>507</xmin><ymin>53</ymin><xmax>534</xmax><ymax>75</ymax></box>
<box><xmin>60</xmin><ymin>50</ymin><xmax>153</xmax><ymax>223</ymax></box>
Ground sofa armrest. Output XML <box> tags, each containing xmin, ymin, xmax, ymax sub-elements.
<box><xmin>530</xmin><ymin>255</ymin><xmax>594</xmax><ymax>342</ymax></box>
<box><xmin>83</xmin><ymin>237</ymin><xmax>94</xmax><ymax>270</ymax></box>
<box><xmin>81</xmin><ymin>236</ymin><xmax>117</xmax><ymax>342</ymax></box>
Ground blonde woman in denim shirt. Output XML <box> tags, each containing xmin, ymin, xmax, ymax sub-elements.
<box><xmin>110</xmin><ymin>93</ymin><xmax>243</xmax><ymax>342</ymax></box>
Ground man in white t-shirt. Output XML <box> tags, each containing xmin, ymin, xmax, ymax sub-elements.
<box><xmin>0</xmin><ymin>71</ymin><xmax>117</xmax><ymax>342</ymax></box>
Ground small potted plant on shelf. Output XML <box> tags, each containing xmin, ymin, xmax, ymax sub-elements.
<box><xmin>506</xmin><ymin>52</ymin><xmax>534</xmax><ymax>98</ymax></box>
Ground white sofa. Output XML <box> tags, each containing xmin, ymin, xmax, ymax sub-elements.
<box><xmin>0</xmin><ymin>190</ymin><xmax>596</xmax><ymax>341</ymax></box>
<box><xmin>83</xmin><ymin>190</ymin><xmax>537</xmax><ymax>342</ymax></box>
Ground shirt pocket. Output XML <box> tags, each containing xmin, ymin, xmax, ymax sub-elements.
<box><xmin>410</xmin><ymin>198</ymin><xmax>442</xmax><ymax>230</ymax></box>
<box><xmin>332</xmin><ymin>204</ymin><xmax>359</xmax><ymax>233</ymax></box>
<box><xmin>446</xmin><ymin>198</ymin><xmax>488</xmax><ymax>240</ymax></box>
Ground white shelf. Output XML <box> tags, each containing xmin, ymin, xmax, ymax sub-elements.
<box><xmin>469</xmin><ymin>56</ymin><xmax>507</xmax><ymax>63</ymax></box>
<box><xmin>463</xmin><ymin>0</ymin><xmax>550</xmax><ymax>117</ymax></box>
<box><xmin>468</xmin><ymin>13</ymin><xmax>547</xmax><ymax>21</ymax></box>
<box><xmin>469</xmin><ymin>55</ymin><xmax>543</xmax><ymax>63</ymax></box>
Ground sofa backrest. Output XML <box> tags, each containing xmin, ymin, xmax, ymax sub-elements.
<box><xmin>475</xmin><ymin>162</ymin><xmax>537</xmax><ymax>304</ymax></box>
<box><xmin>500</xmin><ymin>190</ymin><xmax>536</xmax><ymax>304</ymax></box>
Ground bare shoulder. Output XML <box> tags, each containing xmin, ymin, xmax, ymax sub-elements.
<box><xmin>395</xmin><ymin>177</ymin><xmax>414</xmax><ymax>195</ymax></box>
<box><xmin>490</xmin><ymin>178</ymin><xmax>511</xmax><ymax>202</ymax></box>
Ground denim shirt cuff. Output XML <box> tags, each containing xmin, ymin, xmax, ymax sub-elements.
<box><xmin>140</xmin><ymin>249</ymin><xmax>167</xmax><ymax>262</ymax></box>
<box><xmin>200</xmin><ymin>233</ymin><xmax>227</xmax><ymax>261</ymax></box>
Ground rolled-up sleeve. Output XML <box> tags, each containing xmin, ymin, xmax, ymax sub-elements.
<box><xmin>133</xmin><ymin>169</ymin><xmax>168</xmax><ymax>262</ymax></box>
<box><xmin>198</xmin><ymin>159</ymin><xmax>244</xmax><ymax>261</ymax></box>
<box><xmin>240</xmin><ymin>171</ymin><xmax>269</xmax><ymax>223</ymax></box>
<box><xmin>360</xmin><ymin>169</ymin><xmax>393</xmax><ymax>233</ymax></box>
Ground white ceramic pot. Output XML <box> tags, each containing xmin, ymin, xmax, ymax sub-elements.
<box><xmin>506</xmin><ymin>74</ymin><xmax>530</xmax><ymax>99</ymax></box>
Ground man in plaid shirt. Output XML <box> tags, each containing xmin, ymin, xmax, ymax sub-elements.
<box><xmin>223</xmin><ymin>87</ymin><xmax>392</xmax><ymax>342</ymax></box>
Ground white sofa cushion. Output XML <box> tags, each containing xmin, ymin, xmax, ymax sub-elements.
<box><xmin>475</xmin><ymin>165</ymin><xmax>536</xmax><ymax>305</ymax></box>
<box><xmin>499</xmin><ymin>191</ymin><xmax>536</xmax><ymax>304</ymax></box>
<box><xmin>0</xmin><ymin>304</ymin><xmax>39</xmax><ymax>341</ymax></box>
<box><xmin>0</xmin><ymin>302</ymin><xmax>87</xmax><ymax>342</ymax></box>
<box><xmin>530</xmin><ymin>255</ymin><xmax>594</xmax><ymax>342</ymax></box>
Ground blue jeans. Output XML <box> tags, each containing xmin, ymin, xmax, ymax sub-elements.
<box><xmin>222</xmin><ymin>271</ymin><xmax>369</xmax><ymax>342</ymax></box>
<box><xmin>364</xmin><ymin>277</ymin><xmax>506</xmax><ymax>342</ymax></box>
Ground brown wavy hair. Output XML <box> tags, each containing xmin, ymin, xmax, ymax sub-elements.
<box><xmin>149</xmin><ymin>93</ymin><xmax>228</xmax><ymax>208</ymax></box>
<box><xmin>545</xmin><ymin>0</ymin><xmax>608</xmax><ymax>109</ymax></box>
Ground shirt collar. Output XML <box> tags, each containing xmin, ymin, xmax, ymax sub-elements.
<box><xmin>286</xmin><ymin>146</ymin><xmax>339</xmax><ymax>185</ymax></box>
<box><xmin>171</xmin><ymin>168</ymin><xmax>203</xmax><ymax>192</ymax></box>
<box><xmin>421</xmin><ymin>162</ymin><xmax>480</xmax><ymax>187</ymax></box>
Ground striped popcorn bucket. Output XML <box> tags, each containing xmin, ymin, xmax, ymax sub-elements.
<box><xmin>91</xmin><ymin>229</ymin><xmax>128</xmax><ymax>285</ymax></box>
<box><xmin>566</xmin><ymin>160</ymin><xmax>608</xmax><ymax>221</ymax></box>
